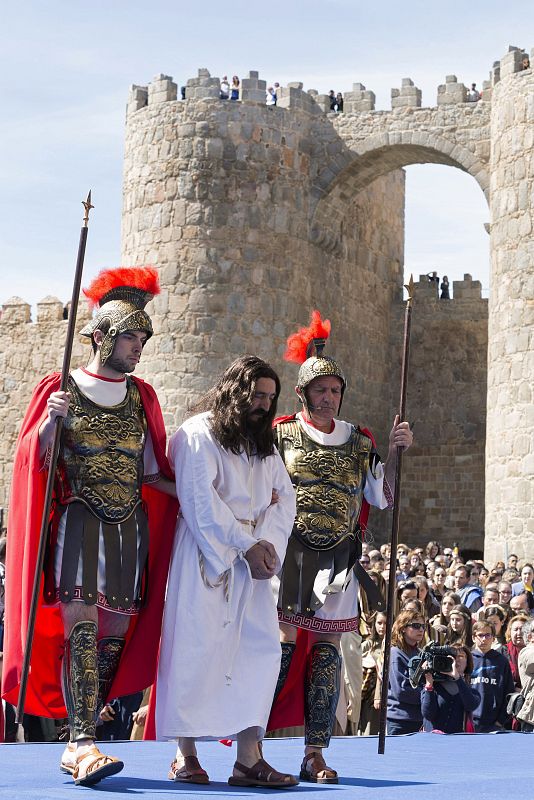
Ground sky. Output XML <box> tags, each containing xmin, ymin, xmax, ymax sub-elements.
<box><xmin>1</xmin><ymin>1</ymin><xmax>532</xmax><ymax>309</ymax></box>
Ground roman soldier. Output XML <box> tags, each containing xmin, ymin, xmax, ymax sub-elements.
<box><xmin>2</xmin><ymin>267</ymin><xmax>177</xmax><ymax>785</ymax></box>
<box><xmin>270</xmin><ymin>311</ymin><xmax>412</xmax><ymax>783</ymax></box>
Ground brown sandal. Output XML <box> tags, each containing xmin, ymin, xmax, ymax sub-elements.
<box><xmin>168</xmin><ymin>756</ymin><xmax>210</xmax><ymax>784</ymax></box>
<box><xmin>300</xmin><ymin>752</ymin><xmax>338</xmax><ymax>784</ymax></box>
<box><xmin>228</xmin><ymin>758</ymin><xmax>299</xmax><ymax>788</ymax></box>
<box><xmin>72</xmin><ymin>745</ymin><xmax>124</xmax><ymax>786</ymax></box>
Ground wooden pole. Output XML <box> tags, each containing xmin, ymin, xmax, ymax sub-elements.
<box><xmin>16</xmin><ymin>192</ymin><xmax>94</xmax><ymax>724</ymax></box>
<box><xmin>377</xmin><ymin>275</ymin><xmax>414</xmax><ymax>754</ymax></box>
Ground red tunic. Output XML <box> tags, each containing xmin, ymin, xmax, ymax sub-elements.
<box><xmin>268</xmin><ymin>413</ymin><xmax>374</xmax><ymax>731</ymax></box>
<box><xmin>1</xmin><ymin>373</ymin><xmax>178</xmax><ymax>718</ymax></box>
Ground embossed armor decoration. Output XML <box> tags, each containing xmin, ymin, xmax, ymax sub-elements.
<box><xmin>46</xmin><ymin>377</ymin><xmax>150</xmax><ymax>610</ymax></box>
<box><xmin>304</xmin><ymin>643</ymin><xmax>342</xmax><ymax>750</ymax></box>
<box><xmin>80</xmin><ymin>266</ymin><xmax>160</xmax><ymax>365</ymax></box>
<box><xmin>56</xmin><ymin>377</ymin><xmax>147</xmax><ymax>522</ymax></box>
<box><xmin>276</xmin><ymin>419</ymin><xmax>372</xmax><ymax>614</ymax></box>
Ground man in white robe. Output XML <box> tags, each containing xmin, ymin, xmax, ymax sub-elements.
<box><xmin>156</xmin><ymin>356</ymin><xmax>298</xmax><ymax>788</ymax></box>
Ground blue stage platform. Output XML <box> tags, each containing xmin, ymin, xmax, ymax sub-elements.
<box><xmin>0</xmin><ymin>733</ymin><xmax>530</xmax><ymax>799</ymax></box>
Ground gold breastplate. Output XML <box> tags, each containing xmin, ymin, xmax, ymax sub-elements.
<box><xmin>276</xmin><ymin>419</ymin><xmax>371</xmax><ymax>550</ymax></box>
<box><xmin>55</xmin><ymin>376</ymin><xmax>147</xmax><ymax>523</ymax></box>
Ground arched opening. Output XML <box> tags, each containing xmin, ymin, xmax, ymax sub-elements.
<box><xmin>309</xmin><ymin>148</ymin><xmax>490</xmax><ymax>553</ymax></box>
<box><xmin>404</xmin><ymin>164</ymin><xmax>490</xmax><ymax>298</ymax></box>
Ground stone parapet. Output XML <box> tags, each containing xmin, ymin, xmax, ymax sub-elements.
<box><xmin>1</xmin><ymin>297</ymin><xmax>31</xmax><ymax>324</ymax></box>
<box><xmin>343</xmin><ymin>83</ymin><xmax>376</xmax><ymax>113</ymax></box>
<box><xmin>127</xmin><ymin>85</ymin><xmax>148</xmax><ymax>114</ymax></box>
<box><xmin>500</xmin><ymin>46</ymin><xmax>528</xmax><ymax>77</ymax></box>
<box><xmin>36</xmin><ymin>296</ymin><xmax>64</xmax><ymax>322</ymax></box>
<box><xmin>452</xmin><ymin>274</ymin><xmax>483</xmax><ymax>299</ymax></box>
<box><xmin>148</xmin><ymin>74</ymin><xmax>177</xmax><ymax>104</ymax></box>
<box><xmin>437</xmin><ymin>75</ymin><xmax>467</xmax><ymax>105</ymax></box>
<box><xmin>241</xmin><ymin>71</ymin><xmax>266</xmax><ymax>104</ymax></box>
<box><xmin>391</xmin><ymin>78</ymin><xmax>422</xmax><ymax>109</ymax></box>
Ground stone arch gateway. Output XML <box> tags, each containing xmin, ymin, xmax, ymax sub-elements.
<box><xmin>120</xmin><ymin>47</ymin><xmax>533</xmax><ymax>562</ymax></box>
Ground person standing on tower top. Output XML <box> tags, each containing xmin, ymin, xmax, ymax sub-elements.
<box><xmin>2</xmin><ymin>267</ymin><xmax>177</xmax><ymax>786</ymax></box>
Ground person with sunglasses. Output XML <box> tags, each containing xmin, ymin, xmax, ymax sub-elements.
<box><xmin>470</xmin><ymin>620</ymin><xmax>514</xmax><ymax>732</ymax></box>
<box><xmin>386</xmin><ymin>610</ymin><xmax>425</xmax><ymax>735</ymax></box>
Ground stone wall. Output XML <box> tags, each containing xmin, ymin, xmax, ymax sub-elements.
<box><xmin>485</xmin><ymin>52</ymin><xmax>534</xmax><ymax>565</ymax></box>
<box><xmin>121</xmin><ymin>90</ymin><xmax>405</xmax><ymax>451</ymax></box>
<box><xmin>376</xmin><ymin>275</ymin><xmax>488</xmax><ymax>554</ymax></box>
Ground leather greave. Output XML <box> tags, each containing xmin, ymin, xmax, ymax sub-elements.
<box><xmin>273</xmin><ymin>642</ymin><xmax>296</xmax><ymax>704</ymax></box>
<box><xmin>304</xmin><ymin>643</ymin><xmax>341</xmax><ymax>748</ymax></box>
<box><xmin>62</xmin><ymin>621</ymin><xmax>98</xmax><ymax>742</ymax></box>
<box><xmin>97</xmin><ymin>636</ymin><xmax>125</xmax><ymax>714</ymax></box>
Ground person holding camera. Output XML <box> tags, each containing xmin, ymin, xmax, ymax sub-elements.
<box><xmin>386</xmin><ymin>610</ymin><xmax>425</xmax><ymax>735</ymax></box>
<box><xmin>421</xmin><ymin>645</ymin><xmax>480</xmax><ymax>733</ymax></box>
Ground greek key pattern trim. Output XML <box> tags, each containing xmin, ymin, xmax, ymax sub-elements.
<box><xmin>278</xmin><ymin>610</ymin><xmax>359</xmax><ymax>632</ymax></box>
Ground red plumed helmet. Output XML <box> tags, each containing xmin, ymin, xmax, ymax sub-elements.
<box><xmin>284</xmin><ymin>310</ymin><xmax>331</xmax><ymax>365</ymax></box>
<box><xmin>83</xmin><ymin>266</ymin><xmax>160</xmax><ymax>309</ymax></box>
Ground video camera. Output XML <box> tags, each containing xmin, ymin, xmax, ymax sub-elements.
<box><xmin>408</xmin><ymin>642</ymin><xmax>456</xmax><ymax>688</ymax></box>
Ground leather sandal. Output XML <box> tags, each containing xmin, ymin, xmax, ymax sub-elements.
<box><xmin>168</xmin><ymin>756</ymin><xmax>210</xmax><ymax>784</ymax></box>
<box><xmin>228</xmin><ymin>758</ymin><xmax>299</xmax><ymax>788</ymax></box>
<box><xmin>59</xmin><ymin>741</ymin><xmax>76</xmax><ymax>775</ymax></box>
<box><xmin>300</xmin><ymin>752</ymin><xmax>338</xmax><ymax>784</ymax></box>
<box><xmin>72</xmin><ymin>745</ymin><xmax>124</xmax><ymax>786</ymax></box>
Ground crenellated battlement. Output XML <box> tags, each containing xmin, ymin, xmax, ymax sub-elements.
<box><xmin>411</xmin><ymin>273</ymin><xmax>487</xmax><ymax>303</ymax></box>
<box><xmin>0</xmin><ymin>296</ymin><xmax>91</xmax><ymax>326</ymax></box>
<box><xmin>126</xmin><ymin>44</ymin><xmax>532</xmax><ymax>118</ymax></box>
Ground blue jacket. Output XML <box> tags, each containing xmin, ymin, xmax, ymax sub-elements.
<box><xmin>470</xmin><ymin>648</ymin><xmax>515</xmax><ymax>731</ymax></box>
<box><xmin>387</xmin><ymin>646</ymin><xmax>423</xmax><ymax>724</ymax></box>
<box><xmin>421</xmin><ymin>678</ymin><xmax>480</xmax><ymax>733</ymax></box>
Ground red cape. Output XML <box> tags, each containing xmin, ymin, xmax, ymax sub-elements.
<box><xmin>1</xmin><ymin>373</ymin><xmax>178</xmax><ymax>718</ymax></box>
<box><xmin>268</xmin><ymin>414</ymin><xmax>374</xmax><ymax>731</ymax></box>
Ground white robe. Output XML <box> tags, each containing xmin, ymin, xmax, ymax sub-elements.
<box><xmin>156</xmin><ymin>412</ymin><xmax>296</xmax><ymax>741</ymax></box>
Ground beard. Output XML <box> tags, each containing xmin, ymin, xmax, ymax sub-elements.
<box><xmin>105</xmin><ymin>354</ymin><xmax>137</xmax><ymax>374</ymax></box>
<box><xmin>246</xmin><ymin>408</ymin><xmax>271</xmax><ymax>437</ymax></box>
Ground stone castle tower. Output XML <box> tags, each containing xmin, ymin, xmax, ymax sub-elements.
<box><xmin>0</xmin><ymin>46</ymin><xmax>531</xmax><ymax>562</ymax></box>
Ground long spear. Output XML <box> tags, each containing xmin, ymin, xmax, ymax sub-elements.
<box><xmin>377</xmin><ymin>275</ymin><xmax>414</xmax><ymax>754</ymax></box>
<box><xmin>16</xmin><ymin>192</ymin><xmax>94</xmax><ymax>724</ymax></box>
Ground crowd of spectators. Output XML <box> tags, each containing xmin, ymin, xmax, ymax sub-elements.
<box><xmin>352</xmin><ymin>540</ymin><xmax>534</xmax><ymax>735</ymax></box>
<box><xmin>2</xmin><ymin>532</ymin><xmax>533</xmax><ymax>741</ymax></box>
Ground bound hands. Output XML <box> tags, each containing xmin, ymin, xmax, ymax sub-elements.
<box><xmin>245</xmin><ymin>540</ymin><xmax>277</xmax><ymax>580</ymax></box>
<box><xmin>244</xmin><ymin>489</ymin><xmax>280</xmax><ymax>579</ymax></box>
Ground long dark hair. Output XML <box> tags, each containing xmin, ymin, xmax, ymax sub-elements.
<box><xmin>188</xmin><ymin>355</ymin><xmax>280</xmax><ymax>459</ymax></box>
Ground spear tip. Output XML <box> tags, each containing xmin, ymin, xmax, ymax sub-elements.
<box><xmin>404</xmin><ymin>273</ymin><xmax>415</xmax><ymax>305</ymax></box>
<box><xmin>82</xmin><ymin>191</ymin><xmax>94</xmax><ymax>226</ymax></box>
